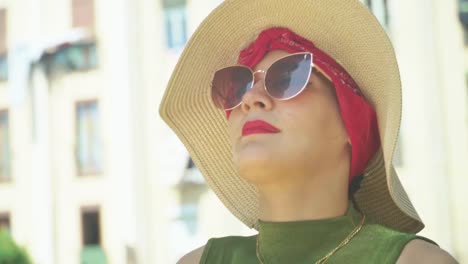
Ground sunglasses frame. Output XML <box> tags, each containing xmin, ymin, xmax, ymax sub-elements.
<box><xmin>212</xmin><ymin>52</ymin><xmax>330</xmax><ymax>110</ymax></box>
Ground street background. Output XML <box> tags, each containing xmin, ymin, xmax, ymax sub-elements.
<box><xmin>0</xmin><ymin>0</ymin><xmax>467</xmax><ymax>263</ymax></box>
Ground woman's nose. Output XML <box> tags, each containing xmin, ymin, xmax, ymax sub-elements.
<box><xmin>240</xmin><ymin>71</ymin><xmax>274</xmax><ymax>113</ymax></box>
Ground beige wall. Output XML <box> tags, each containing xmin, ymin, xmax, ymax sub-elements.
<box><xmin>0</xmin><ymin>0</ymin><xmax>142</xmax><ymax>262</ymax></box>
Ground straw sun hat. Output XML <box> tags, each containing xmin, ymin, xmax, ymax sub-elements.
<box><xmin>159</xmin><ymin>0</ymin><xmax>424</xmax><ymax>233</ymax></box>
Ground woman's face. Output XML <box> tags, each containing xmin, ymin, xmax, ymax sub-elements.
<box><xmin>227</xmin><ymin>50</ymin><xmax>350</xmax><ymax>184</ymax></box>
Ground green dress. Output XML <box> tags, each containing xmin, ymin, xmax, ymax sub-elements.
<box><xmin>200</xmin><ymin>201</ymin><xmax>437</xmax><ymax>263</ymax></box>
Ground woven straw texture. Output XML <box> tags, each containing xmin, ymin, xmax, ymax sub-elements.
<box><xmin>159</xmin><ymin>0</ymin><xmax>424</xmax><ymax>233</ymax></box>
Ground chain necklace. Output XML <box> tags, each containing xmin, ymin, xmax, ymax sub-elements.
<box><xmin>255</xmin><ymin>213</ymin><xmax>366</xmax><ymax>264</ymax></box>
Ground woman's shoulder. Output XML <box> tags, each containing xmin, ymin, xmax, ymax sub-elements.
<box><xmin>396</xmin><ymin>239</ymin><xmax>458</xmax><ymax>264</ymax></box>
<box><xmin>177</xmin><ymin>245</ymin><xmax>205</xmax><ymax>264</ymax></box>
<box><xmin>360</xmin><ymin>223</ymin><xmax>457</xmax><ymax>263</ymax></box>
<box><xmin>177</xmin><ymin>235</ymin><xmax>256</xmax><ymax>264</ymax></box>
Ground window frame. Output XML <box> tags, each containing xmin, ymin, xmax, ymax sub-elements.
<box><xmin>163</xmin><ymin>4</ymin><xmax>188</xmax><ymax>50</ymax></box>
<box><xmin>0</xmin><ymin>8</ymin><xmax>7</xmax><ymax>54</ymax></box>
<box><xmin>0</xmin><ymin>212</ymin><xmax>10</xmax><ymax>232</ymax></box>
<box><xmin>0</xmin><ymin>8</ymin><xmax>7</xmax><ymax>82</ymax></box>
<box><xmin>363</xmin><ymin>0</ymin><xmax>390</xmax><ymax>28</ymax></box>
<box><xmin>0</xmin><ymin>109</ymin><xmax>11</xmax><ymax>183</ymax></box>
<box><xmin>74</xmin><ymin>99</ymin><xmax>102</xmax><ymax>177</ymax></box>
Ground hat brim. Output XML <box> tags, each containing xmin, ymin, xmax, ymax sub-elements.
<box><xmin>159</xmin><ymin>0</ymin><xmax>424</xmax><ymax>233</ymax></box>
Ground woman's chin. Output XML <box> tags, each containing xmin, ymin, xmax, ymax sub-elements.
<box><xmin>234</xmin><ymin>148</ymin><xmax>274</xmax><ymax>166</ymax></box>
<box><xmin>235</xmin><ymin>155</ymin><xmax>282</xmax><ymax>183</ymax></box>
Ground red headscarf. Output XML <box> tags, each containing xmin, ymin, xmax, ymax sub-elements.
<box><xmin>228</xmin><ymin>27</ymin><xmax>380</xmax><ymax>183</ymax></box>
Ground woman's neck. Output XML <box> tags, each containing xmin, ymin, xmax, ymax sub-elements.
<box><xmin>257</xmin><ymin>168</ymin><xmax>349</xmax><ymax>222</ymax></box>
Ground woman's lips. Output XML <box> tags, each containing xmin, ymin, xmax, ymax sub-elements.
<box><xmin>242</xmin><ymin>119</ymin><xmax>280</xmax><ymax>136</ymax></box>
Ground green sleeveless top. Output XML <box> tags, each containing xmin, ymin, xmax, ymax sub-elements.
<box><xmin>200</xmin><ymin>201</ymin><xmax>437</xmax><ymax>263</ymax></box>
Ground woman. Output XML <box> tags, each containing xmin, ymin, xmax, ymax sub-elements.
<box><xmin>159</xmin><ymin>0</ymin><xmax>458</xmax><ymax>263</ymax></box>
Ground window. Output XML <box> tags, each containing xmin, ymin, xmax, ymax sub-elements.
<box><xmin>466</xmin><ymin>71</ymin><xmax>468</xmax><ymax>89</ymax></box>
<box><xmin>81</xmin><ymin>207</ymin><xmax>101</xmax><ymax>246</ymax></box>
<box><xmin>39</xmin><ymin>0</ymin><xmax>98</xmax><ymax>76</ymax></box>
<box><xmin>0</xmin><ymin>9</ymin><xmax>6</xmax><ymax>53</ymax></box>
<box><xmin>64</xmin><ymin>43</ymin><xmax>97</xmax><ymax>71</ymax></box>
<box><xmin>460</xmin><ymin>0</ymin><xmax>468</xmax><ymax>34</ymax></box>
<box><xmin>393</xmin><ymin>137</ymin><xmax>404</xmax><ymax>167</ymax></box>
<box><xmin>0</xmin><ymin>110</ymin><xmax>10</xmax><ymax>182</ymax></box>
<box><xmin>42</xmin><ymin>42</ymin><xmax>98</xmax><ymax>75</ymax></box>
<box><xmin>80</xmin><ymin>207</ymin><xmax>107</xmax><ymax>263</ymax></box>
<box><xmin>72</xmin><ymin>0</ymin><xmax>95</xmax><ymax>30</ymax></box>
<box><xmin>464</xmin><ymin>28</ymin><xmax>468</xmax><ymax>45</ymax></box>
<box><xmin>163</xmin><ymin>0</ymin><xmax>187</xmax><ymax>49</ymax></box>
<box><xmin>186</xmin><ymin>158</ymin><xmax>194</xmax><ymax>169</ymax></box>
<box><xmin>0</xmin><ymin>54</ymin><xmax>7</xmax><ymax>81</ymax></box>
<box><xmin>174</xmin><ymin>158</ymin><xmax>207</xmax><ymax>234</ymax></box>
<box><xmin>0</xmin><ymin>9</ymin><xmax>7</xmax><ymax>82</ymax></box>
<box><xmin>0</xmin><ymin>213</ymin><xmax>10</xmax><ymax>232</ymax></box>
<box><xmin>363</xmin><ymin>0</ymin><xmax>389</xmax><ymax>27</ymax></box>
<box><xmin>75</xmin><ymin>100</ymin><xmax>102</xmax><ymax>176</ymax></box>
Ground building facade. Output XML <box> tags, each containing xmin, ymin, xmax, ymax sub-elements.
<box><xmin>0</xmin><ymin>0</ymin><xmax>466</xmax><ymax>263</ymax></box>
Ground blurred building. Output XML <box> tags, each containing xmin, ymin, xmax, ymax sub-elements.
<box><xmin>0</xmin><ymin>0</ymin><xmax>466</xmax><ymax>264</ymax></box>
<box><xmin>0</xmin><ymin>0</ymin><xmax>245</xmax><ymax>263</ymax></box>
<box><xmin>0</xmin><ymin>0</ymin><xmax>140</xmax><ymax>263</ymax></box>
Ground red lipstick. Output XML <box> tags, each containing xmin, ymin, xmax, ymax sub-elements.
<box><xmin>242</xmin><ymin>119</ymin><xmax>280</xmax><ymax>136</ymax></box>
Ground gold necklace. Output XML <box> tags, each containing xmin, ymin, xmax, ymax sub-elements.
<box><xmin>255</xmin><ymin>213</ymin><xmax>366</xmax><ymax>264</ymax></box>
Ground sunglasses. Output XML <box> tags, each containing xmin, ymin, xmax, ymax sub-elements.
<box><xmin>211</xmin><ymin>52</ymin><xmax>329</xmax><ymax>110</ymax></box>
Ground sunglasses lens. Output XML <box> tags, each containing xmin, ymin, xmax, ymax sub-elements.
<box><xmin>265</xmin><ymin>53</ymin><xmax>312</xmax><ymax>99</ymax></box>
<box><xmin>211</xmin><ymin>66</ymin><xmax>253</xmax><ymax>110</ymax></box>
